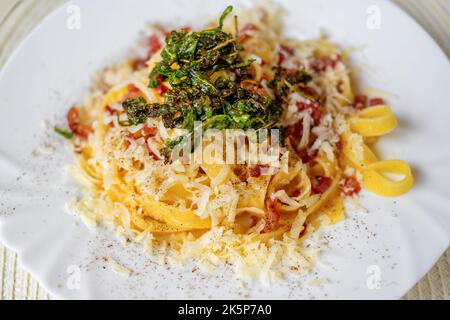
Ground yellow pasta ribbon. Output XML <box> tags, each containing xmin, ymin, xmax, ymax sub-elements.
<box><xmin>238</xmin><ymin>176</ymin><xmax>271</xmax><ymax>211</ymax></box>
<box><xmin>102</xmin><ymin>86</ymin><xmax>129</xmax><ymax>106</ymax></box>
<box><xmin>362</xmin><ymin>160</ymin><xmax>414</xmax><ymax>197</ymax></box>
<box><xmin>201</xmin><ymin>163</ymin><xmax>231</xmax><ymax>185</ymax></box>
<box><xmin>350</xmin><ymin>105</ymin><xmax>397</xmax><ymax>137</ymax></box>
<box><xmin>160</xmin><ymin>182</ymin><xmax>193</xmax><ymax>205</ymax></box>
<box><xmin>341</xmin><ymin>137</ymin><xmax>378</xmax><ymax>170</ymax></box>
<box><xmin>306</xmin><ymin>172</ymin><xmax>342</xmax><ymax>224</ymax></box>
<box><xmin>323</xmin><ymin>196</ymin><xmax>345</xmax><ymax>224</ymax></box>
<box><xmin>254</xmin><ymin>225</ymin><xmax>290</xmax><ymax>243</ymax></box>
<box><xmin>341</xmin><ymin>130</ymin><xmax>414</xmax><ymax>197</ymax></box>
<box><xmin>131</xmin><ymin>213</ymin><xmax>207</xmax><ymax>234</ymax></box>
<box><xmin>142</xmin><ymin>198</ymin><xmax>211</xmax><ymax>230</ymax></box>
<box><xmin>310</xmin><ymin>150</ymin><xmax>339</xmax><ymax>177</ymax></box>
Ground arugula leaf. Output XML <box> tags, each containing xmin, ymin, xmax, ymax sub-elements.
<box><xmin>54</xmin><ymin>127</ymin><xmax>74</xmax><ymax>139</ymax></box>
<box><xmin>218</xmin><ymin>5</ymin><xmax>233</xmax><ymax>29</ymax></box>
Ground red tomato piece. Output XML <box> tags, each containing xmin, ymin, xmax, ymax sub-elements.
<box><xmin>341</xmin><ymin>176</ymin><xmax>361</xmax><ymax>196</ymax></box>
<box><xmin>353</xmin><ymin>94</ymin><xmax>368</xmax><ymax>110</ymax></box>
<box><xmin>369</xmin><ymin>98</ymin><xmax>385</xmax><ymax>106</ymax></box>
<box><xmin>311</xmin><ymin>176</ymin><xmax>332</xmax><ymax>194</ymax></box>
<box><xmin>299</xmin><ymin>223</ymin><xmax>308</xmax><ymax>238</ymax></box>
<box><xmin>67</xmin><ymin>106</ymin><xmax>91</xmax><ymax>139</ymax></box>
<box><xmin>249</xmin><ymin>166</ymin><xmax>262</xmax><ymax>178</ymax></box>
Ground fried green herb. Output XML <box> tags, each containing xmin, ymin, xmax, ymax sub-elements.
<box><xmin>160</xmin><ymin>136</ymin><xmax>187</xmax><ymax>163</ymax></box>
<box><xmin>121</xmin><ymin>6</ymin><xmax>313</xmax><ymax>161</ymax></box>
<box><xmin>122</xmin><ymin>97</ymin><xmax>151</xmax><ymax>125</ymax></box>
<box><xmin>54</xmin><ymin>127</ymin><xmax>74</xmax><ymax>139</ymax></box>
<box><xmin>143</xmin><ymin>6</ymin><xmax>281</xmax><ymax>132</ymax></box>
<box><xmin>268</xmin><ymin>67</ymin><xmax>314</xmax><ymax>104</ymax></box>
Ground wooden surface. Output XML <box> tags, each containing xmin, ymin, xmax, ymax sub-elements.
<box><xmin>0</xmin><ymin>0</ymin><xmax>449</xmax><ymax>300</ymax></box>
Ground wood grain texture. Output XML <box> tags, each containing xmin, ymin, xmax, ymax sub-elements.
<box><xmin>0</xmin><ymin>0</ymin><xmax>449</xmax><ymax>300</ymax></box>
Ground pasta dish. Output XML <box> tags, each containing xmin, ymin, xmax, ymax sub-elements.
<box><xmin>55</xmin><ymin>5</ymin><xmax>413</xmax><ymax>281</ymax></box>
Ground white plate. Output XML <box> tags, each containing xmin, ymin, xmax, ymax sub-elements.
<box><xmin>0</xmin><ymin>0</ymin><xmax>449</xmax><ymax>300</ymax></box>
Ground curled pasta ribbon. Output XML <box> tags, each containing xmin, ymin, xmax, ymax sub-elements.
<box><xmin>350</xmin><ymin>105</ymin><xmax>397</xmax><ymax>137</ymax></box>
<box><xmin>341</xmin><ymin>133</ymin><xmax>378</xmax><ymax>170</ymax></box>
<box><xmin>341</xmin><ymin>132</ymin><xmax>413</xmax><ymax>197</ymax></box>
<box><xmin>362</xmin><ymin>160</ymin><xmax>414</xmax><ymax>197</ymax></box>
<box><xmin>310</xmin><ymin>150</ymin><xmax>338</xmax><ymax>177</ymax></box>
<box><xmin>347</xmin><ymin>143</ymin><xmax>378</xmax><ymax>170</ymax></box>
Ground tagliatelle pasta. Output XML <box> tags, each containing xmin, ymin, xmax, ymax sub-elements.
<box><xmin>350</xmin><ymin>105</ymin><xmax>398</xmax><ymax>137</ymax></box>
<box><xmin>56</xmin><ymin>5</ymin><xmax>413</xmax><ymax>281</ymax></box>
<box><xmin>362</xmin><ymin>160</ymin><xmax>414</xmax><ymax>197</ymax></box>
